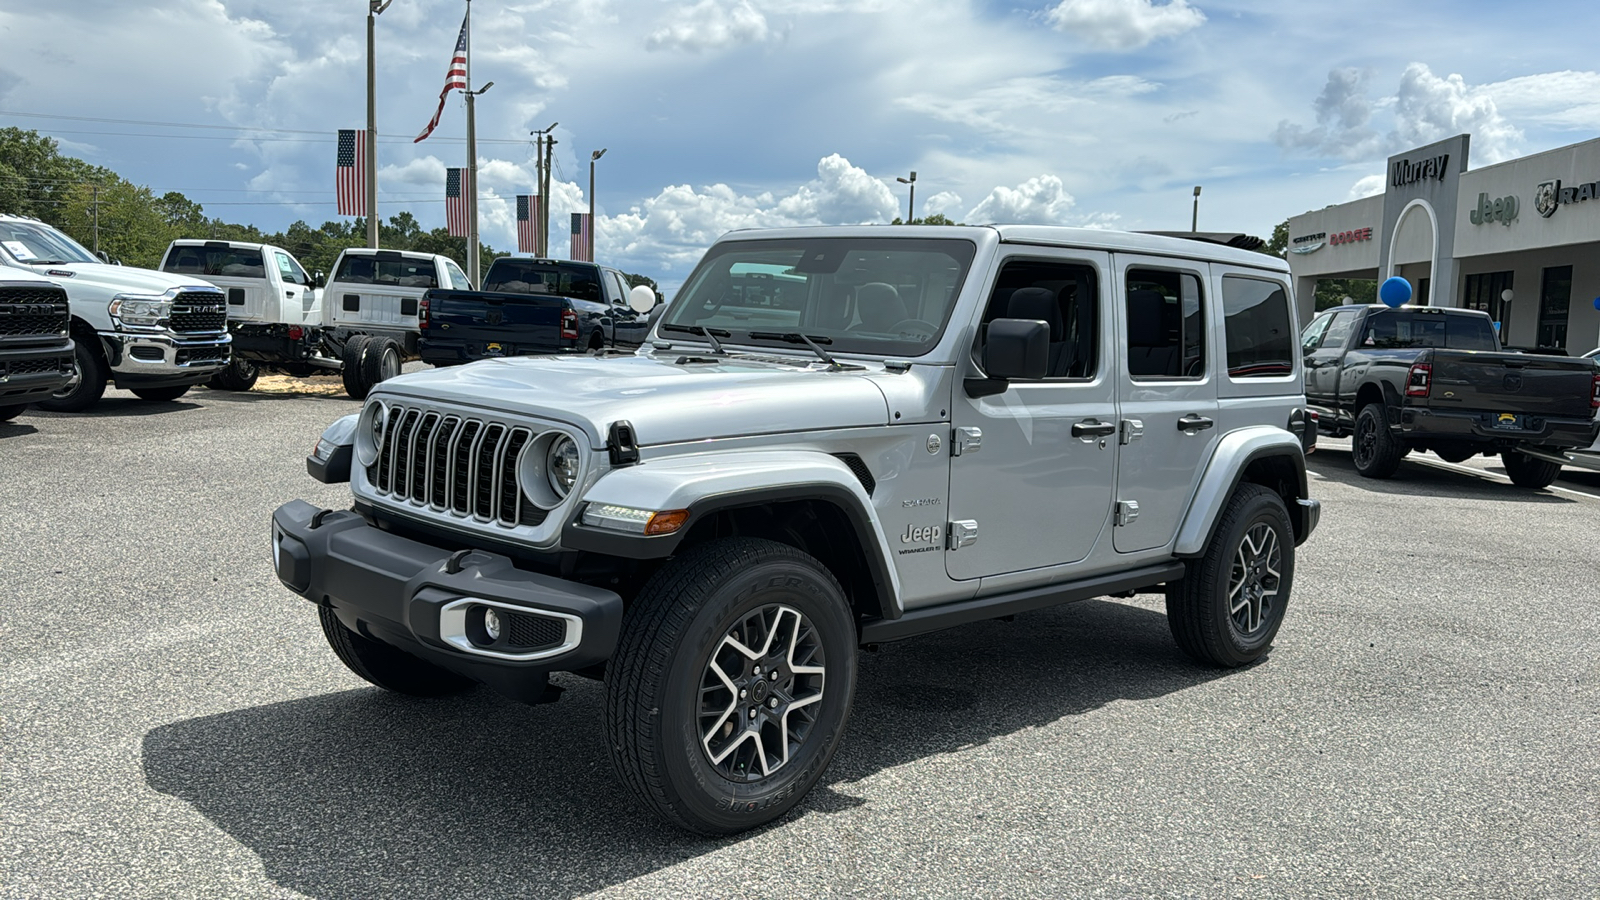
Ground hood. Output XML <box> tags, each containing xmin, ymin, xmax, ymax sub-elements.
<box><xmin>25</xmin><ymin>262</ymin><xmax>216</xmax><ymax>296</ymax></box>
<box><xmin>372</xmin><ymin>353</ymin><xmax>893</xmax><ymax>446</ymax></box>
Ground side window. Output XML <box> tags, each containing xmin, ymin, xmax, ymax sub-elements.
<box><xmin>1301</xmin><ymin>313</ymin><xmax>1333</xmax><ymax>352</ymax></box>
<box><xmin>445</xmin><ymin>260</ymin><xmax>471</xmax><ymax>290</ymax></box>
<box><xmin>1126</xmin><ymin>268</ymin><xmax>1204</xmax><ymax>379</ymax></box>
<box><xmin>977</xmin><ymin>259</ymin><xmax>1099</xmax><ymax>379</ymax></box>
<box><xmin>1221</xmin><ymin>276</ymin><xmax>1294</xmax><ymax>377</ymax></box>
<box><xmin>275</xmin><ymin>252</ymin><xmax>304</xmax><ymax>286</ymax></box>
<box><xmin>610</xmin><ymin>271</ymin><xmax>630</xmax><ymax>305</ymax></box>
<box><xmin>1320</xmin><ymin>310</ymin><xmax>1358</xmax><ymax>350</ymax></box>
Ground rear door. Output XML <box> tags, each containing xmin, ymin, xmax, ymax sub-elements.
<box><xmin>1113</xmin><ymin>254</ymin><xmax>1218</xmax><ymax>554</ymax></box>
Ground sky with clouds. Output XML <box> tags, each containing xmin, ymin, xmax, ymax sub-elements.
<box><xmin>3</xmin><ymin>0</ymin><xmax>1599</xmax><ymax>290</ymax></box>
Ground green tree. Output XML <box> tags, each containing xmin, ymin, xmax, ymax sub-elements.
<box><xmin>1264</xmin><ymin>219</ymin><xmax>1289</xmax><ymax>258</ymax></box>
<box><xmin>889</xmin><ymin>213</ymin><xmax>962</xmax><ymax>225</ymax></box>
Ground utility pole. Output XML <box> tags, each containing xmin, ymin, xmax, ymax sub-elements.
<box><xmin>530</xmin><ymin>122</ymin><xmax>557</xmax><ymax>257</ymax></box>
<box><xmin>461</xmin><ymin>1</ymin><xmax>493</xmax><ymax>286</ymax></box>
<box><xmin>366</xmin><ymin>1</ymin><xmax>392</xmax><ymax>249</ymax></box>
<box><xmin>1191</xmin><ymin>185</ymin><xmax>1202</xmax><ymax>232</ymax></box>
<box><xmin>542</xmin><ymin>131</ymin><xmax>556</xmax><ymax>257</ymax></box>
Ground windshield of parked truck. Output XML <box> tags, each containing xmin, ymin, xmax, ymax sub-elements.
<box><xmin>662</xmin><ymin>237</ymin><xmax>977</xmax><ymax>357</ymax></box>
<box><xmin>483</xmin><ymin>260</ymin><xmax>602</xmax><ymax>302</ymax></box>
<box><xmin>0</xmin><ymin>220</ymin><xmax>98</xmax><ymax>265</ymax></box>
<box><xmin>1360</xmin><ymin>310</ymin><xmax>1498</xmax><ymax>351</ymax></box>
<box><xmin>333</xmin><ymin>254</ymin><xmax>438</xmax><ymax>289</ymax></box>
<box><xmin>162</xmin><ymin>244</ymin><xmax>266</xmax><ymax>278</ymax></box>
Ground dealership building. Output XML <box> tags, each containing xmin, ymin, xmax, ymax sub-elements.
<box><xmin>1285</xmin><ymin>133</ymin><xmax>1600</xmax><ymax>354</ymax></box>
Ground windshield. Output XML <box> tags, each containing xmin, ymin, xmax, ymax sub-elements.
<box><xmin>661</xmin><ymin>237</ymin><xmax>977</xmax><ymax>357</ymax></box>
<box><xmin>484</xmin><ymin>259</ymin><xmax>601</xmax><ymax>300</ymax></box>
<box><xmin>1360</xmin><ymin>310</ymin><xmax>1498</xmax><ymax>351</ymax></box>
<box><xmin>333</xmin><ymin>253</ymin><xmax>438</xmax><ymax>289</ymax></box>
<box><xmin>163</xmin><ymin>244</ymin><xmax>265</xmax><ymax>278</ymax></box>
<box><xmin>0</xmin><ymin>220</ymin><xmax>98</xmax><ymax>265</ymax></box>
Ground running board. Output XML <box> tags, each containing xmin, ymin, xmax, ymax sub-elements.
<box><xmin>859</xmin><ymin>562</ymin><xmax>1186</xmax><ymax>645</ymax></box>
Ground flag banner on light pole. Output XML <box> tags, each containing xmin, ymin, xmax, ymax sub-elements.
<box><xmin>446</xmin><ymin>168</ymin><xmax>470</xmax><ymax>236</ymax></box>
<box><xmin>335</xmin><ymin>129</ymin><xmax>366</xmax><ymax>216</ymax></box>
<box><xmin>516</xmin><ymin>195</ymin><xmax>538</xmax><ymax>254</ymax></box>
<box><xmin>415</xmin><ymin>12</ymin><xmax>469</xmax><ymax>143</ymax></box>
<box><xmin>570</xmin><ymin>213</ymin><xmax>593</xmax><ymax>262</ymax></box>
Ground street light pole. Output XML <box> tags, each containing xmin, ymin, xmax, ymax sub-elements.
<box><xmin>1191</xmin><ymin>185</ymin><xmax>1202</xmax><ymax>233</ymax></box>
<box><xmin>896</xmin><ymin>171</ymin><xmax>917</xmax><ymax>223</ymax></box>
<box><xmin>366</xmin><ymin>0</ymin><xmax>392</xmax><ymax>249</ymax></box>
<box><xmin>589</xmin><ymin>148</ymin><xmax>606</xmax><ymax>261</ymax></box>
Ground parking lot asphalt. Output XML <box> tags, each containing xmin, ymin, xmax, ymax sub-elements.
<box><xmin>2</xmin><ymin>386</ymin><xmax>1596</xmax><ymax>899</ymax></box>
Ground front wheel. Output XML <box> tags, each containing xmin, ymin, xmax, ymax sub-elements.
<box><xmin>210</xmin><ymin>358</ymin><xmax>259</xmax><ymax>391</ymax></box>
<box><xmin>605</xmin><ymin>538</ymin><xmax>857</xmax><ymax>835</ymax></box>
<box><xmin>1166</xmin><ymin>483</ymin><xmax>1296</xmax><ymax>668</ymax></box>
<box><xmin>36</xmin><ymin>341</ymin><xmax>107</xmax><ymax>413</ymax></box>
<box><xmin>0</xmin><ymin>404</ymin><xmax>26</xmax><ymax>422</ymax></box>
<box><xmin>1501</xmin><ymin>450</ymin><xmax>1562</xmax><ymax>489</ymax></box>
<box><xmin>318</xmin><ymin>607</ymin><xmax>476</xmax><ymax>696</ymax></box>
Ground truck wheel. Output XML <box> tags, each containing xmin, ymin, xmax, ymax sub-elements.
<box><xmin>131</xmin><ymin>386</ymin><xmax>190</xmax><ymax>402</ymax></box>
<box><xmin>0</xmin><ymin>404</ymin><xmax>25</xmax><ymax>422</ymax></box>
<box><xmin>1351</xmin><ymin>403</ymin><xmax>1404</xmax><ymax>479</ymax></box>
<box><xmin>361</xmin><ymin>338</ymin><xmax>402</xmax><ymax>389</ymax></box>
<box><xmin>317</xmin><ymin>606</ymin><xmax>476</xmax><ymax>697</ymax></box>
<box><xmin>340</xmin><ymin>335</ymin><xmax>372</xmax><ymax>399</ymax></box>
<box><xmin>1166</xmin><ymin>483</ymin><xmax>1295</xmax><ymax>668</ymax></box>
<box><xmin>605</xmin><ymin>537</ymin><xmax>857</xmax><ymax>835</ymax></box>
<box><xmin>1501</xmin><ymin>450</ymin><xmax>1562</xmax><ymax>489</ymax></box>
<box><xmin>37</xmin><ymin>341</ymin><xmax>107</xmax><ymax>413</ymax></box>
<box><xmin>213</xmin><ymin>358</ymin><xmax>259</xmax><ymax>391</ymax></box>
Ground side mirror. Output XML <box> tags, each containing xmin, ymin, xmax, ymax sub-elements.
<box><xmin>95</xmin><ymin>251</ymin><xmax>111</xmax><ymax>264</ymax></box>
<box><xmin>967</xmin><ymin>318</ymin><xmax>1049</xmax><ymax>397</ymax></box>
<box><xmin>627</xmin><ymin>284</ymin><xmax>657</xmax><ymax>314</ymax></box>
<box><xmin>312</xmin><ymin>271</ymin><xmax>326</xmax><ymax>288</ymax></box>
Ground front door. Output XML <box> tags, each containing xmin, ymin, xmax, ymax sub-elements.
<box><xmin>1113</xmin><ymin>255</ymin><xmax>1219</xmax><ymax>554</ymax></box>
<box><xmin>1303</xmin><ymin>307</ymin><xmax>1358</xmax><ymax>404</ymax></box>
<box><xmin>947</xmin><ymin>250</ymin><xmax>1117</xmax><ymax>581</ymax></box>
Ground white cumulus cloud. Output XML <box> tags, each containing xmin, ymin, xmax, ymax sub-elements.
<box><xmin>965</xmin><ymin>175</ymin><xmax>1077</xmax><ymax>224</ymax></box>
<box><xmin>1044</xmin><ymin>0</ymin><xmax>1205</xmax><ymax>50</ymax></box>
<box><xmin>646</xmin><ymin>0</ymin><xmax>774</xmax><ymax>52</ymax></box>
<box><xmin>1392</xmin><ymin>63</ymin><xmax>1521</xmax><ymax>163</ymax></box>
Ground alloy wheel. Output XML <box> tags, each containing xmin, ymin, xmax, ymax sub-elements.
<box><xmin>698</xmin><ymin>604</ymin><xmax>826</xmax><ymax>782</ymax></box>
<box><xmin>1228</xmin><ymin>522</ymin><xmax>1282</xmax><ymax>636</ymax></box>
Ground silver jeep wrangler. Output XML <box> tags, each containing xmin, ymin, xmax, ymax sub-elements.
<box><xmin>274</xmin><ymin>225</ymin><xmax>1319</xmax><ymax>834</ymax></box>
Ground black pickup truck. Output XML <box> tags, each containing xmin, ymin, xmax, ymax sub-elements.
<box><xmin>0</xmin><ymin>272</ymin><xmax>75</xmax><ymax>422</ymax></box>
<box><xmin>1301</xmin><ymin>304</ymin><xmax>1600</xmax><ymax>487</ymax></box>
<box><xmin>418</xmin><ymin>258</ymin><xmax>657</xmax><ymax>366</ymax></box>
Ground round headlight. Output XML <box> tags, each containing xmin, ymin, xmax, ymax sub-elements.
<box><xmin>546</xmin><ymin>435</ymin><xmax>580</xmax><ymax>498</ymax></box>
<box><xmin>356</xmin><ymin>401</ymin><xmax>387</xmax><ymax>468</ymax></box>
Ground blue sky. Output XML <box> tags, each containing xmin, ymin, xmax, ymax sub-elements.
<box><xmin>3</xmin><ymin>0</ymin><xmax>1599</xmax><ymax>291</ymax></box>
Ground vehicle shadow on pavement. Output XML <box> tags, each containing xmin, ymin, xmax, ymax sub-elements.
<box><xmin>0</xmin><ymin>421</ymin><xmax>40</xmax><ymax>439</ymax></box>
<box><xmin>25</xmin><ymin>398</ymin><xmax>203</xmax><ymax>418</ymax></box>
<box><xmin>1310</xmin><ymin>449</ymin><xmax>1574</xmax><ymax>504</ymax></box>
<box><xmin>197</xmin><ymin>389</ymin><xmax>359</xmax><ymax>404</ymax></box>
<box><xmin>141</xmin><ymin>599</ymin><xmax>1218</xmax><ymax>900</ymax></box>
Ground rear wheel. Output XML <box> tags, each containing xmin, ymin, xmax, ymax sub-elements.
<box><xmin>361</xmin><ymin>337</ymin><xmax>402</xmax><ymax>390</ymax></box>
<box><xmin>37</xmin><ymin>341</ymin><xmax>107</xmax><ymax>413</ymax></box>
<box><xmin>1501</xmin><ymin>450</ymin><xmax>1562</xmax><ymax>489</ymax></box>
<box><xmin>318</xmin><ymin>606</ymin><xmax>476</xmax><ymax>696</ymax></box>
<box><xmin>340</xmin><ymin>335</ymin><xmax>372</xmax><ymax>399</ymax></box>
<box><xmin>0</xmin><ymin>404</ymin><xmax>25</xmax><ymax>422</ymax></box>
<box><xmin>131</xmin><ymin>385</ymin><xmax>190</xmax><ymax>402</ymax></box>
<box><xmin>1351</xmin><ymin>402</ymin><xmax>1404</xmax><ymax>479</ymax></box>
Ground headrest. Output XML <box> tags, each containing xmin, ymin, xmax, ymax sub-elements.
<box><xmin>1127</xmin><ymin>289</ymin><xmax>1168</xmax><ymax>346</ymax></box>
<box><xmin>1006</xmin><ymin>287</ymin><xmax>1063</xmax><ymax>340</ymax></box>
<box><xmin>855</xmin><ymin>282</ymin><xmax>906</xmax><ymax>330</ymax></box>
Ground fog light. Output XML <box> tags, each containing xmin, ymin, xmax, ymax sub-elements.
<box><xmin>483</xmin><ymin>607</ymin><xmax>502</xmax><ymax>641</ymax></box>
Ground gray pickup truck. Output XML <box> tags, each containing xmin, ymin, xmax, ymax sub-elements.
<box><xmin>1301</xmin><ymin>304</ymin><xmax>1599</xmax><ymax>487</ymax></box>
<box><xmin>274</xmin><ymin>225</ymin><xmax>1320</xmax><ymax>834</ymax></box>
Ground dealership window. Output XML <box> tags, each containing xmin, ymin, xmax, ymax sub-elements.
<box><xmin>1221</xmin><ymin>276</ymin><xmax>1294</xmax><ymax>377</ymax></box>
<box><xmin>1417</xmin><ymin>277</ymin><xmax>1431</xmax><ymax>306</ymax></box>
<box><xmin>1462</xmin><ymin>271</ymin><xmax>1514</xmax><ymax>325</ymax></box>
<box><xmin>1538</xmin><ymin>265</ymin><xmax>1572</xmax><ymax>350</ymax></box>
<box><xmin>1126</xmin><ymin>268</ymin><xmax>1204</xmax><ymax>379</ymax></box>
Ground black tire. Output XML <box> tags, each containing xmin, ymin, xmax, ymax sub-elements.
<box><xmin>361</xmin><ymin>337</ymin><xmax>402</xmax><ymax>391</ymax></box>
<box><xmin>0</xmin><ymin>404</ymin><xmax>25</xmax><ymax>422</ymax></box>
<box><xmin>131</xmin><ymin>385</ymin><xmax>191</xmax><ymax>402</ymax></box>
<box><xmin>1501</xmin><ymin>450</ymin><xmax>1562</xmax><ymax>489</ymax></box>
<box><xmin>1351</xmin><ymin>402</ymin><xmax>1404</xmax><ymax>479</ymax></box>
<box><xmin>1166</xmin><ymin>483</ymin><xmax>1295</xmax><ymax>668</ymax></box>
<box><xmin>340</xmin><ymin>335</ymin><xmax>372</xmax><ymax>399</ymax></box>
<box><xmin>317</xmin><ymin>606</ymin><xmax>476</xmax><ymax>697</ymax></box>
<box><xmin>605</xmin><ymin>537</ymin><xmax>857</xmax><ymax>835</ymax></box>
<box><xmin>37</xmin><ymin>340</ymin><xmax>107</xmax><ymax>412</ymax></box>
<box><xmin>213</xmin><ymin>358</ymin><xmax>259</xmax><ymax>391</ymax></box>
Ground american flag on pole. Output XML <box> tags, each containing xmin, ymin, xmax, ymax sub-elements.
<box><xmin>516</xmin><ymin>195</ymin><xmax>537</xmax><ymax>254</ymax></box>
<box><xmin>335</xmin><ymin>129</ymin><xmax>365</xmax><ymax>216</ymax></box>
<box><xmin>414</xmin><ymin>12</ymin><xmax>469</xmax><ymax>143</ymax></box>
<box><xmin>446</xmin><ymin>168</ymin><xmax>470</xmax><ymax>236</ymax></box>
<box><xmin>570</xmin><ymin>212</ymin><xmax>592</xmax><ymax>262</ymax></box>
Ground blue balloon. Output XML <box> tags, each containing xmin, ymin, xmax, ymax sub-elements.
<box><xmin>1593</xmin><ymin>296</ymin><xmax>1600</xmax><ymax>311</ymax></box>
<box><xmin>1379</xmin><ymin>276</ymin><xmax>1412</xmax><ymax>308</ymax></box>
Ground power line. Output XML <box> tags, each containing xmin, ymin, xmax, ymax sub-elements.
<box><xmin>1</xmin><ymin>110</ymin><xmax>535</xmax><ymax>145</ymax></box>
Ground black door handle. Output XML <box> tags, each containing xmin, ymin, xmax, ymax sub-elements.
<box><xmin>1072</xmin><ymin>420</ymin><xmax>1117</xmax><ymax>438</ymax></box>
<box><xmin>1177</xmin><ymin>414</ymin><xmax>1215</xmax><ymax>432</ymax></box>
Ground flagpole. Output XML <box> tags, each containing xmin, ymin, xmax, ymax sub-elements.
<box><xmin>463</xmin><ymin>0</ymin><xmax>478</xmax><ymax>286</ymax></box>
<box><xmin>366</xmin><ymin>1</ymin><xmax>391</xmax><ymax>249</ymax></box>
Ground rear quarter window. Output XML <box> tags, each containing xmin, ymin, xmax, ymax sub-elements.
<box><xmin>334</xmin><ymin>255</ymin><xmax>438</xmax><ymax>289</ymax></box>
<box><xmin>1221</xmin><ymin>276</ymin><xmax>1295</xmax><ymax>378</ymax></box>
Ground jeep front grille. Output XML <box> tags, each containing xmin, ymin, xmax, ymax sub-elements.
<box><xmin>0</xmin><ymin>287</ymin><xmax>69</xmax><ymax>338</ymax></box>
<box><xmin>168</xmin><ymin>292</ymin><xmax>229</xmax><ymax>334</ymax></box>
<box><xmin>369</xmin><ymin>404</ymin><xmax>550</xmax><ymax>528</ymax></box>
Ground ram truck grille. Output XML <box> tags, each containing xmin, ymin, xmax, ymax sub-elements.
<box><xmin>168</xmin><ymin>292</ymin><xmax>229</xmax><ymax>333</ymax></box>
<box><xmin>368</xmin><ymin>404</ymin><xmax>550</xmax><ymax>528</ymax></box>
<box><xmin>0</xmin><ymin>287</ymin><xmax>69</xmax><ymax>338</ymax></box>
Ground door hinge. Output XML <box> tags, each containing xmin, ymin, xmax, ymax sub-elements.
<box><xmin>947</xmin><ymin>519</ymin><xmax>979</xmax><ymax>550</ymax></box>
<box><xmin>951</xmin><ymin>426</ymin><xmax>983</xmax><ymax>456</ymax></box>
<box><xmin>1114</xmin><ymin>500</ymin><xmax>1140</xmax><ymax>527</ymax></box>
<box><xmin>1120</xmin><ymin>419</ymin><xmax>1144</xmax><ymax>444</ymax></box>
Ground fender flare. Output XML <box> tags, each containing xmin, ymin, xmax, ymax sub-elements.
<box><xmin>1173</xmin><ymin>426</ymin><xmax>1310</xmax><ymax>556</ymax></box>
<box><xmin>561</xmin><ymin>450</ymin><xmax>903</xmax><ymax>618</ymax></box>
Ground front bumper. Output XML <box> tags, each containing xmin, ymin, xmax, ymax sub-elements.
<box><xmin>101</xmin><ymin>331</ymin><xmax>231</xmax><ymax>388</ymax></box>
<box><xmin>272</xmin><ymin>500</ymin><xmax>622</xmax><ymax>700</ymax></box>
<box><xmin>0</xmin><ymin>339</ymin><xmax>74</xmax><ymax>405</ymax></box>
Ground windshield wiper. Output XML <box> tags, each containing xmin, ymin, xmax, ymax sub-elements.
<box><xmin>660</xmin><ymin>323</ymin><xmax>730</xmax><ymax>355</ymax></box>
<box><xmin>747</xmin><ymin>332</ymin><xmax>862</xmax><ymax>370</ymax></box>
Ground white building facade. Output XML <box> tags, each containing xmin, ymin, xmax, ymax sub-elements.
<box><xmin>1286</xmin><ymin>133</ymin><xmax>1600</xmax><ymax>354</ymax></box>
